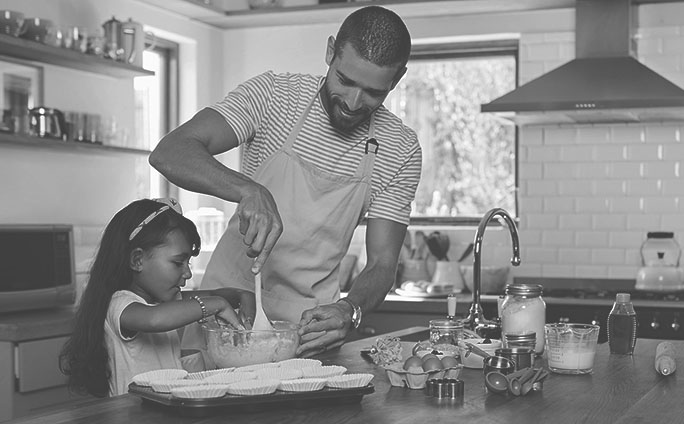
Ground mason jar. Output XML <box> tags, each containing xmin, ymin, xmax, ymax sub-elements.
<box><xmin>429</xmin><ymin>319</ymin><xmax>464</xmax><ymax>347</ymax></box>
<box><xmin>500</xmin><ymin>284</ymin><xmax>546</xmax><ymax>355</ymax></box>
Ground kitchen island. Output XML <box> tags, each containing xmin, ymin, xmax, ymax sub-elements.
<box><xmin>6</xmin><ymin>327</ymin><xmax>682</xmax><ymax>424</ymax></box>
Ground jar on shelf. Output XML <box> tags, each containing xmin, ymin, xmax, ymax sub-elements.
<box><xmin>500</xmin><ymin>284</ymin><xmax>546</xmax><ymax>355</ymax></box>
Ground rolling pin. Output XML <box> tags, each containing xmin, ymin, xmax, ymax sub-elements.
<box><xmin>655</xmin><ymin>341</ymin><xmax>677</xmax><ymax>376</ymax></box>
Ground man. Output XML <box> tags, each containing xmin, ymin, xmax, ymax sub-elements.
<box><xmin>149</xmin><ymin>5</ymin><xmax>421</xmax><ymax>357</ymax></box>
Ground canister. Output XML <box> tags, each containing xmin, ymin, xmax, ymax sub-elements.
<box><xmin>500</xmin><ymin>284</ymin><xmax>546</xmax><ymax>355</ymax></box>
<box><xmin>429</xmin><ymin>319</ymin><xmax>463</xmax><ymax>348</ymax></box>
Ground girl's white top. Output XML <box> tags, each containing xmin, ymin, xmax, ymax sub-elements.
<box><xmin>105</xmin><ymin>290</ymin><xmax>182</xmax><ymax>396</ymax></box>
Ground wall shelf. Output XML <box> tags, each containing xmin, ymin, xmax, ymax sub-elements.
<box><xmin>0</xmin><ymin>133</ymin><xmax>151</xmax><ymax>156</ymax></box>
<box><xmin>0</xmin><ymin>33</ymin><xmax>153</xmax><ymax>78</ymax></box>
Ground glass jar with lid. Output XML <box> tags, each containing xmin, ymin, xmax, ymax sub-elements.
<box><xmin>500</xmin><ymin>284</ymin><xmax>546</xmax><ymax>355</ymax></box>
<box><xmin>429</xmin><ymin>319</ymin><xmax>463</xmax><ymax>352</ymax></box>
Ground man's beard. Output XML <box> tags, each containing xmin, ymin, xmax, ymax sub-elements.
<box><xmin>321</xmin><ymin>86</ymin><xmax>373</xmax><ymax>133</ymax></box>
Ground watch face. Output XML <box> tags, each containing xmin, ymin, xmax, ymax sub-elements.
<box><xmin>352</xmin><ymin>307</ymin><xmax>362</xmax><ymax>328</ymax></box>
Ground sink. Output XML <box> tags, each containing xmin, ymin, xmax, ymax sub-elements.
<box><xmin>400</xmin><ymin>329</ymin><xmax>429</xmax><ymax>342</ymax></box>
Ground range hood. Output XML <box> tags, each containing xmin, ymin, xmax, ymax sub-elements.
<box><xmin>481</xmin><ymin>0</ymin><xmax>684</xmax><ymax>125</ymax></box>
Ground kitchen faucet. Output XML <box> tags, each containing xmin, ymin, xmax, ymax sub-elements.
<box><xmin>460</xmin><ymin>208</ymin><xmax>521</xmax><ymax>338</ymax></box>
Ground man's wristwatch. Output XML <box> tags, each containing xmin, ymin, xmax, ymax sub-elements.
<box><xmin>338</xmin><ymin>297</ymin><xmax>362</xmax><ymax>329</ymax></box>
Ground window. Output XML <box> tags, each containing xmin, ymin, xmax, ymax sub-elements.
<box><xmin>134</xmin><ymin>36</ymin><xmax>179</xmax><ymax>199</ymax></box>
<box><xmin>0</xmin><ymin>57</ymin><xmax>42</xmax><ymax>135</ymax></box>
<box><xmin>385</xmin><ymin>40</ymin><xmax>518</xmax><ymax>224</ymax></box>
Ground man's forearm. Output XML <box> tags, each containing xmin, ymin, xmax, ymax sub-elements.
<box><xmin>344</xmin><ymin>261</ymin><xmax>396</xmax><ymax>314</ymax></box>
<box><xmin>148</xmin><ymin>108</ymin><xmax>252</xmax><ymax>204</ymax></box>
<box><xmin>150</xmin><ymin>136</ymin><xmax>249</xmax><ymax>203</ymax></box>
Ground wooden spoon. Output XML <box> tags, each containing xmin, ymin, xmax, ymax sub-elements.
<box><xmin>251</xmin><ymin>271</ymin><xmax>273</xmax><ymax>331</ymax></box>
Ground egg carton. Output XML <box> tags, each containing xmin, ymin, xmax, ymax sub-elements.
<box><xmin>384</xmin><ymin>363</ymin><xmax>463</xmax><ymax>389</ymax></box>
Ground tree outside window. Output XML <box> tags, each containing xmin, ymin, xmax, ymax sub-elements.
<box><xmin>385</xmin><ymin>47</ymin><xmax>517</xmax><ymax>221</ymax></box>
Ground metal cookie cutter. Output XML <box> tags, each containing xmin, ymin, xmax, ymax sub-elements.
<box><xmin>425</xmin><ymin>378</ymin><xmax>464</xmax><ymax>400</ymax></box>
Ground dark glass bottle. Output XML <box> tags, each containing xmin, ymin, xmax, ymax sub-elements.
<box><xmin>607</xmin><ymin>293</ymin><xmax>638</xmax><ymax>355</ymax></box>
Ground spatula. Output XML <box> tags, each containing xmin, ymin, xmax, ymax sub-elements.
<box><xmin>252</xmin><ymin>271</ymin><xmax>274</xmax><ymax>331</ymax></box>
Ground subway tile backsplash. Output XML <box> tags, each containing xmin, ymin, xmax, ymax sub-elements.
<box><xmin>517</xmin><ymin>18</ymin><xmax>684</xmax><ymax>280</ymax></box>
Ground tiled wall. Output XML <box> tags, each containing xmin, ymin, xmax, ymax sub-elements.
<box><xmin>516</xmin><ymin>6</ymin><xmax>684</xmax><ymax>280</ymax></box>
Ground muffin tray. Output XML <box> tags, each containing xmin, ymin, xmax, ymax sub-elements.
<box><xmin>129</xmin><ymin>383</ymin><xmax>375</xmax><ymax>417</ymax></box>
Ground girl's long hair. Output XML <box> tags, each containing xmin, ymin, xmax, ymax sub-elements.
<box><xmin>59</xmin><ymin>199</ymin><xmax>200</xmax><ymax>397</ymax></box>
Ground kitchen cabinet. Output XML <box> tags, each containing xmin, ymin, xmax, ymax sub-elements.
<box><xmin>0</xmin><ymin>308</ymin><xmax>90</xmax><ymax>422</ymax></box>
<box><xmin>0</xmin><ymin>337</ymin><xmax>89</xmax><ymax>422</ymax></box>
<box><xmin>0</xmin><ymin>33</ymin><xmax>153</xmax><ymax>79</ymax></box>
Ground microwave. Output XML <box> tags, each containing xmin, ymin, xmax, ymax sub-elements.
<box><xmin>0</xmin><ymin>225</ymin><xmax>76</xmax><ymax>314</ymax></box>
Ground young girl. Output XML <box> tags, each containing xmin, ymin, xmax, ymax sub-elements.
<box><xmin>59</xmin><ymin>198</ymin><xmax>242</xmax><ymax>397</ymax></box>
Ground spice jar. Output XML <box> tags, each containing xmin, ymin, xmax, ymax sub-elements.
<box><xmin>429</xmin><ymin>319</ymin><xmax>464</xmax><ymax>347</ymax></box>
<box><xmin>500</xmin><ymin>284</ymin><xmax>546</xmax><ymax>355</ymax></box>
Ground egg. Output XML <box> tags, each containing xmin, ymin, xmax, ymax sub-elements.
<box><xmin>422</xmin><ymin>357</ymin><xmax>444</xmax><ymax>372</ymax></box>
<box><xmin>420</xmin><ymin>353</ymin><xmax>439</xmax><ymax>362</ymax></box>
<box><xmin>403</xmin><ymin>355</ymin><xmax>424</xmax><ymax>371</ymax></box>
<box><xmin>440</xmin><ymin>355</ymin><xmax>459</xmax><ymax>369</ymax></box>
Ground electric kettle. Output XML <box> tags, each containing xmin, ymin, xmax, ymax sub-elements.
<box><xmin>635</xmin><ymin>232</ymin><xmax>684</xmax><ymax>292</ymax></box>
<box><xmin>28</xmin><ymin>107</ymin><xmax>66</xmax><ymax>140</ymax></box>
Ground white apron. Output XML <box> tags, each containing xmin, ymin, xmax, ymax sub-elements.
<box><xmin>202</xmin><ymin>80</ymin><xmax>378</xmax><ymax>323</ymax></box>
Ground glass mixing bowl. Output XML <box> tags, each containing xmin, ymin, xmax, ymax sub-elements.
<box><xmin>202</xmin><ymin>320</ymin><xmax>300</xmax><ymax>368</ymax></box>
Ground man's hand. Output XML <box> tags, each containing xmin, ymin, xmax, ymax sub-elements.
<box><xmin>296</xmin><ymin>302</ymin><xmax>352</xmax><ymax>357</ymax></box>
<box><xmin>237</xmin><ymin>183</ymin><xmax>283</xmax><ymax>273</ymax></box>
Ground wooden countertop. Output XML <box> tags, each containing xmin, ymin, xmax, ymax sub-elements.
<box><xmin>0</xmin><ymin>307</ymin><xmax>76</xmax><ymax>342</ymax></box>
<box><xmin>7</xmin><ymin>327</ymin><xmax>683</xmax><ymax>424</ymax></box>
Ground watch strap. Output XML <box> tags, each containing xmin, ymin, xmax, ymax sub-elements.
<box><xmin>338</xmin><ymin>297</ymin><xmax>362</xmax><ymax>329</ymax></box>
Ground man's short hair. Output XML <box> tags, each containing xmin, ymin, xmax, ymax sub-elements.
<box><xmin>334</xmin><ymin>6</ymin><xmax>411</xmax><ymax>69</ymax></box>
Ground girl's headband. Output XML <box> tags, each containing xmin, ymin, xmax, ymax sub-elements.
<box><xmin>128</xmin><ymin>198</ymin><xmax>183</xmax><ymax>241</ymax></box>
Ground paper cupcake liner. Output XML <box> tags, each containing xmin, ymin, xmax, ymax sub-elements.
<box><xmin>226</xmin><ymin>379</ymin><xmax>280</xmax><ymax>396</ymax></box>
<box><xmin>278</xmin><ymin>358</ymin><xmax>322</xmax><ymax>369</ymax></box>
<box><xmin>235</xmin><ymin>362</ymin><xmax>281</xmax><ymax>373</ymax></box>
<box><xmin>186</xmin><ymin>368</ymin><xmax>235</xmax><ymax>381</ymax></box>
<box><xmin>277</xmin><ymin>378</ymin><xmax>327</xmax><ymax>392</ymax></box>
<box><xmin>254</xmin><ymin>367</ymin><xmax>303</xmax><ymax>381</ymax></box>
<box><xmin>301</xmin><ymin>365</ymin><xmax>347</xmax><ymax>379</ymax></box>
<box><xmin>326</xmin><ymin>373</ymin><xmax>374</xmax><ymax>389</ymax></box>
<box><xmin>170</xmin><ymin>384</ymin><xmax>229</xmax><ymax>399</ymax></box>
<box><xmin>204</xmin><ymin>371</ymin><xmax>257</xmax><ymax>385</ymax></box>
<box><xmin>149</xmin><ymin>379</ymin><xmax>203</xmax><ymax>393</ymax></box>
<box><xmin>132</xmin><ymin>369</ymin><xmax>188</xmax><ymax>386</ymax></box>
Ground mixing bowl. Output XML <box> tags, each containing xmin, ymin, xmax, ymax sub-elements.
<box><xmin>202</xmin><ymin>320</ymin><xmax>300</xmax><ymax>368</ymax></box>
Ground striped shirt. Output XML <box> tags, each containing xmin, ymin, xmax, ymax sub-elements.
<box><xmin>210</xmin><ymin>71</ymin><xmax>422</xmax><ymax>225</ymax></box>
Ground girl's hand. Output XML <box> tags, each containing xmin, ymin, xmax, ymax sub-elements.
<box><xmin>237</xmin><ymin>291</ymin><xmax>256</xmax><ymax>330</ymax></box>
<box><xmin>215</xmin><ymin>300</ymin><xmax>246</xmax><ymax>330</ymax></box>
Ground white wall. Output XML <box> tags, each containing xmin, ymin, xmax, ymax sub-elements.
<box><xmin>219</xmin><ymin>3</ymin><xmax>684</xmax><ymax>284</ymax></box>
<box><xmin>517</xmin><ymin>3</ymin><xmax>684</xmax><ymax>280</ymax></box>
<box><xmin>0</xmin><ymin>0</ymin><xmax>225</xmax><ymax>290</ymax></box>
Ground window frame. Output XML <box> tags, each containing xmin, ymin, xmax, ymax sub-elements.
<box><xmin>387</xmin><ymin>38</ymin><xmax>520</xmax><ymax>227</ymax></box>
<box><xmin>144</xmin><ymin>35</ymin><xmax>179</xmax><ymax>199</ymax></box>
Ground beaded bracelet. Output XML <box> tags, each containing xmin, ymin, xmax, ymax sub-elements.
<box><xmin>191</xmin><ymin>295</ymin><xmax>208</xmax><ymax>323</ymax></box>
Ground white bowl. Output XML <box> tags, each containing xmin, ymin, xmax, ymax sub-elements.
<box><xmin>461</xmin><ymin>265</ymin><xmax>510</xmax><ymax>294</ymax></box>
